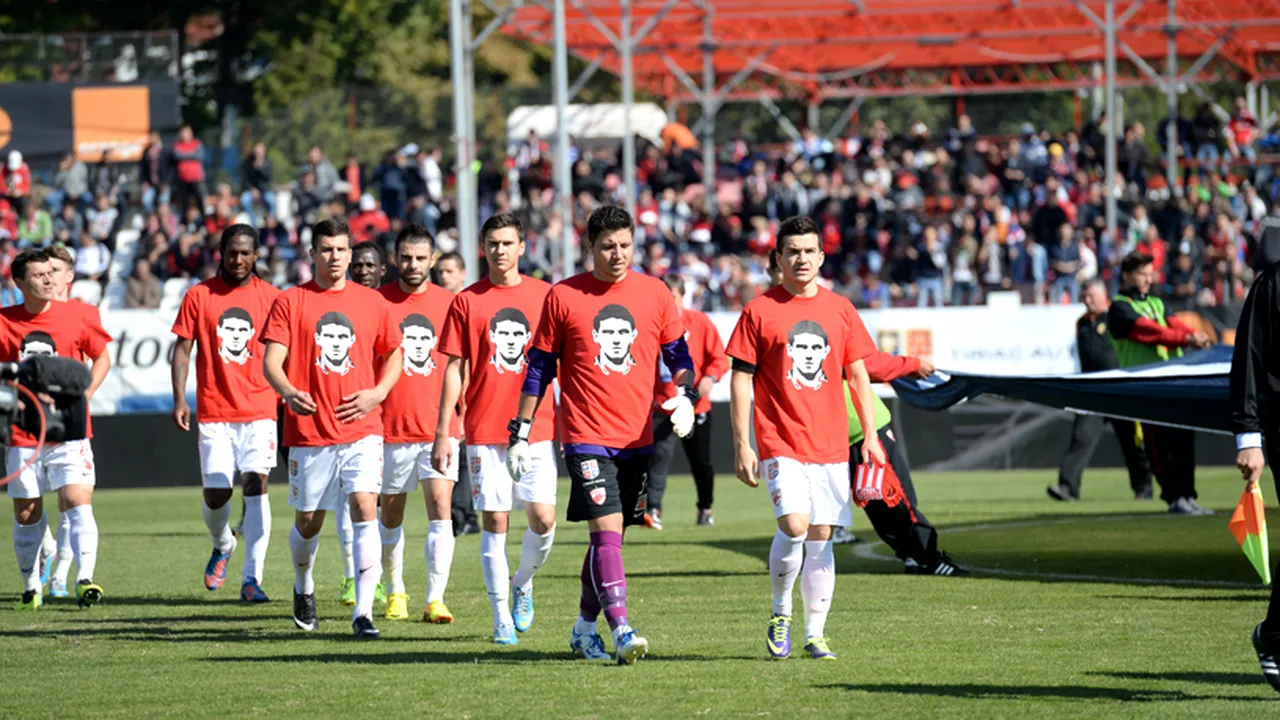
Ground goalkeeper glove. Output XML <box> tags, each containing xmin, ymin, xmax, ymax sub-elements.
<box><xmin>661</xmin><ymin>383</ymin><xmax>698</xmax><ymax>439</ymax></box>
<box><xmin>506</xmin><ymin>417</ymin><xmax>532</xmax><ymax>479</ymax></box>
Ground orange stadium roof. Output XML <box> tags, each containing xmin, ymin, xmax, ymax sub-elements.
<box><xmin>504</xmin><ymin>0</ymin><xmax>1280</xmax><ymax>98</ymax></box>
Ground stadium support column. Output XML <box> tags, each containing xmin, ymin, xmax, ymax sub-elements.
<box><xmin>701</xmin><ymin>10</ymin><xmax>716</xmax><ymax>206</ymax></box>
<box><xmin>461</xmin><ymin>0</ymin><xmax>479</xmax><ymax>283</ymax></box>
<box><xmin>553</xmin><ymin>0</ymin><xmax>574</xmax><ymax>280</ymax></box>
<box><xmin>1103</xmin><ymin>0</ymin><xmax>1118</xmax><ymax>245</ymax></box>
<box><xmin>620</xmin><ymin>0</ymin><xmax>637</xmax><ymax>218</ymax></box>
<box><xmin>1165</xmin><ymin>0</ymin><xmax>1179</xmax><ymax>195</ymax></box>
<box><xmin>449</xmin><ymin>0</ymin><xmax>476</xmax><ymax>281</ymax></box>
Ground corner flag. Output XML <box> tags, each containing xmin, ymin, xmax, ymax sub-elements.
<box><xmin>1229</xmin><ymin>482</ymin><xmax>1272</xmax><ymax>585</ymax></box>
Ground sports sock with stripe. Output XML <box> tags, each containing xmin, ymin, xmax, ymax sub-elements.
<box><xmin>241</xmin><ymin>494</ymin><xmax>271</xmax><ymax>585</ymax></box>
<box><xmin>289</xmin><ymin>525</ymin><xmax>320</xmax><ymax>594</ymax></box>
<box><xmin>425</xmin><ymin>519</ymin><xmax>454</xmax><ymax>604</ymax></box>
<box><xmin>13</xmin><ymin>519</ymin><xmax>43</xmax><ymax>593</ymax></box>
<box><xmin>801</xmin><ymin>539</ymin><xmax>835</xmax><ymax>640</ymax></box>
<box><xmin>379</xmin><ymin>521</ymin><xmax>405</xmax><ymax>595</ymax></box>
<box><xmin>64</xmin><ymin>505</ymin><xmax>98</xmax><ymax>583</ymax></box>
<box><xmin>352</xmin><ymin>520</ymin><xmax>380</xmax><ymax>621</ymax></box>
<box><xmin>589</xmin><ymin>531</ymin><xmax>628</xmax><ymax>630</ymax></box>
<box><xmin>481</xmin><ymin>530</ymin><xmax>512</xmax><ymax>626</ymax></box>
<box><xmin>769</xmin><ymin>529</ymin><xmax>805</xmax><ymax>617</ymax></box>
<box><xmin>578</xmin><ymin>547</ymin><xmax>602</xmax><ymax>622</ymax></box>
<box><xmin>201</xmin><ymin>499</ymin><xmax>234</xmax><ymax>554</ymax></box>
<box><xmin>513</xmin><ymin>527</ymin><xmax>555</xmax><ymax>590</ymax></box>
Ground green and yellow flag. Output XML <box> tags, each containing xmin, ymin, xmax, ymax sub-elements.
<box><xmin>1229</xmin><ymin>481</ymin><xmax>1272</xmax><ymax>585</ymax></box>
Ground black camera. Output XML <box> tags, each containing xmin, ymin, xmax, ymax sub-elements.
<box><xmin>0</xmin><ymin>355</ymin><xmax>94</xmax><ymax>449</ymax></box>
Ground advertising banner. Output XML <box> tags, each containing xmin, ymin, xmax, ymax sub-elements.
<box><xmin>0</xmin><ymin>81</ymin><xmax>181</xmax><ymax>163</ymax></box>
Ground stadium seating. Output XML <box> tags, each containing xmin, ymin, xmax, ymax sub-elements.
<box><xmin>159</xmin><ymin>277</ymin><xmax>191</xmax><ymax>311</ymax></box>
<box><xmin>70</xmin><ymin>279</ymin><xmax>104</xmax><ymax>306</ymax></box>
<box><xmin>103</xmin><ymin>228</ymin><xmax>141</xmax><ymax>310</ymax></box>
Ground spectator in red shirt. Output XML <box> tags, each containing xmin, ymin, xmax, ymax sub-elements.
<box><xmin>1</xmin><ymin>151</ymin><xmax>32</xmax><ymax>216</ymax></box>
<box><xmin>1227</xmin><ymin>96</ymin><xmax>1260</xmax><ymax>168</ymax></box>
<box><xmin>172</xmin><ymin>126</ymin><xmax>207</xmax><ymax>215</ymax></box>
<box><xmin>349</xmin><ymin>194</ymin><xmax>390</xmax><ymax>244</ymax></box>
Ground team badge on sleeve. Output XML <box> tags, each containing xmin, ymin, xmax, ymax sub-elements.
<box><xmin>581</xmin><ymin>459</ymin><xmax>599</xmax><ymax>480</ymax></box>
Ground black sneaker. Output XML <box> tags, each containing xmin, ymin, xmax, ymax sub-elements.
<box><xmin>293</xmin><ymin>591</ymin><xmax>318</xmax><ymax>631</ymax></box>
<box><xmin>1046</xmin><ymin>484</ymin><xmax>1078</xmax><ymax>502</ymax></box>
<box><xmin>907</xmin><ymin>552</ymin><xmax>969</xmax><ymax>577</ymax></box>
<box><xmin>352</xmin><ymin>615</ymin><xmax>381</xmax><ymax>639</ymax></box>
<box><xmin>454</xmin><ymin>520</ymin><xmax>480</xmax><ymax>537</ymax></box>
<box><xmin>1253</xmin><ymin>623</ymin><xmax>1280</xmax><ymax>694</ymax></box>
<box><xmin>696</xmin><ymin>509</ymin><xmax>714</xmax><ymax>526</ymax></box>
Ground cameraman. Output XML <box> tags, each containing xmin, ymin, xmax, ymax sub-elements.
<box><xmin>3</xmin><ymin>249</ymin><xmax>112</xmax><ymax>609</ymax></box>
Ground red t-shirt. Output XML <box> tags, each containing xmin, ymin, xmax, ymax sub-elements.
<box><xmin>171</xmin><ymin>276</ymin><xmax>281</xmax><ymax>423</ymax></box>
<box><xmin>654</xmin><ymin>308</ymin><xmax>728</xmax><ymax>415</ymax></box>
<box><xmin>438</xmin><ymin>276</ymin><xmax>556</xmax><ymax>445</ymax></box>
<box><xmin>260</xmin><ymin>281</ymin><xmax>400</xmax><ymax>447</ymax></box>
<box><xmin>0</xmin><ymin>301</ymin><xmax>112</xmax><ymax>447</ymax></box>
<box><xmin>530</xmin><ymin>272</ymin><xmax>683</xmax><ymax>450</ymax></box>
<box><xmin>376</xmin><ymin>282</ymin><xmax>457</xmax><ymax>444</ymax></box>
<box><xmin>726</xmin><ymin>285</ymin><xmax>876</xmax><ymax>464</ymax></box>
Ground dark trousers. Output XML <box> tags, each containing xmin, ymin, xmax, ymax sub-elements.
<box><xmin>647</xmin><ymin>412</ymin><xmax>715</xmax><ymax>512</ymax></box>
<box><xmin>851</xmin><ymin>428</ymin><xmax>940</xmax><ymax>565</ymax></box>
<box><xmin>1057</xmin><ymin>416</ymin><xmax>1152</xmax><ymax>498</ymax></box>
<box><xmin>451</xmin><ymin>454</ymin><xmax>477</xmax><ymax>530</ymax></box>
<box><xmin>1264</xmin><ymin>436</ymin><xmax>1280</xmax><ymax>635</ymax></box>
<box><xmin>1143</xmin><ymin>424</ymin><xmax>1197</xmax><ymax>503</ymax></box>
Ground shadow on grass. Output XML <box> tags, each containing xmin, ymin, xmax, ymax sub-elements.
<box><xmin>1087</xmin><ymin>670</ymin><xmax>1260</xmax><ymax>686</ymax></box>
<box><xmin>0</xmin><ymin>621</ymin><xmax>462</xmax><ymax>644</ymax></box>
<box><xmin>207</xmin><ymin>650</ymin><xmax>759</xmax><ymax>665</ymax></box>
<box><xmin>1095</xmin><ymin>594</ymin><xmax>1266</xmax><ymax>603</ymax></box>
<box><xmin>817</xmin><ymin>682</ymin><xmax>1269</xmax><ymax>703</ymax></box>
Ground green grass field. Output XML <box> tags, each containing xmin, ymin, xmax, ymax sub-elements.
<box><xmin>1</xmin><ymin>466</ymin><xmax>1278</xmax><ymax>718</ymax></box>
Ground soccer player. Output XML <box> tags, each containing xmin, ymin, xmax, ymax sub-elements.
<box><xmin>647</xmin><ymin>274</ymin><xmax>727</xmax><ymax>529</ymax></box>
<box><xmin>351</xmin><ymin>241</ymin><xmax>386</xmax><ymax>288</ymax></box>
<box><xmin>435</xmin><ymin>251</ymin><xmax>466</xmax><ymax>294</ymax></box>
<box><xmin>726</xmin><ymin>215</ymin><xmax>884</xmax><ymax>661</ymax></box>
<box><xmin>435</xmin><ymin>212</ymin><xmax>558</xmax><ymax>644</ymax></box>
<box><xmin>373</xmin><ymin>223</ymin><xmax>460</xmax><ymax>625</ymax></box>
<box><xmin>507</xmin><ymin>205</ymin><xmax>697</xmax><ymax>665</ymax></box>
<box><xmin>261</xmin><ymin>218</ymin><xmax>403</xmax><ymax>638</ymax></box>
<box><xmin>171</xmin><ymin>224</ymin><xmax>281</xmax><ymax>602</ymax></box>
<box><xmin>434</xmin><ymin>250</ymin><xmax>480</xmax><ymax>538</ymax></box>
<box><xmin>4</xmin><ymin>249</ymin><xmax>112</xmax><ymax>609</ymax></box>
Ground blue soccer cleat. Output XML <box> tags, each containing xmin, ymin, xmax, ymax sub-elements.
<box><xmin>49</xmin><ymin>578</ymin><xmax>71</xmax><ymax>599</ymax></box>
<box><xmin>512</xmin><ymin>583</ymin><xmax>534</xmax><ymax>633</ymax></box>
<box><xmin>767</xmin><ymin>614</ymin><xmax>792</xmax><ymax>659</ymax></box>
<box><xmin>569</xmin><ymin>623</ymin><xmax>611</xmax><ymax>661</ymax></box>
<box><xmin>494</xmin><ymin>619</ymin><xmax>519</xmax><ymax>645</ymax></box>
<box><xmin>614</xmin><ymin>627</ymin><xmax>649</xmax><ymax>666</ymax></box>
<box><xmin>240</xmin><ymin>580</ymin><xmax>270</xmax><ymax>603</ymax></box>
<box><xmin>803</xmin><ymin>637</ymin><xmax>838</xmax><ymax>660</ymax></box>
<box><xmin>204</xmin><ymin>541</ymin><xmax>235</xmax><ymax>591</ymax></box>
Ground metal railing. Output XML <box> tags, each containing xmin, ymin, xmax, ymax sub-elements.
<box><xmin>0</xmin><ymin>31</ymin><xmax>179</xmax><ymax>84</ymax></box>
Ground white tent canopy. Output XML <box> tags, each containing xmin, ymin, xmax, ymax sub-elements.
<box><xmin>506</xmin><ymin>102</ymin><xmax>667</xmax><ymax>146</ymax></box>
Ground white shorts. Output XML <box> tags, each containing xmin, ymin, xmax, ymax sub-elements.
<box><xmin>6</xmin><ymin>440</ymin><xmax>96</xmax><ymax>500</ymax></box>
<box><xmin>382</xmin><ymin>442</ymin><xmax>426</xmax><ymax>494</ymax></box>
<box><xmin>287</xmin><ymin>435</ymin><xmax>383</xmax><ymax>512</ymax></box>
<box><xmin>467</xmin><ymin>441</ymin><xmax>558</xmax><ymax>513</ymax></box>
<box><xmin>198</xmin><ymin>419</ymin><xmax>278</xmax><ymax>488</ymax></box>
<box><xmin>761</xmin><ymin>456</ymin><xmax>852</xmax><ymax>527</ymax></box>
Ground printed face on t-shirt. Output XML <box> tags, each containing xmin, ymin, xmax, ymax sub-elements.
<box><xmin>400</xmin><ymin>313</ymin><xmax>437</xmax><ymax>377</ymax></box>
<box><xmin>591</xmin><ymin>304</ymin><xmax>638</xmax><ymax>375</ymax></box>
<box><xmin>785</xmin><ymin>320</ymin><xmax>830</xmax><ymax>390</ymax></box>
<box><xmin>19</xmin><ymin>332</ymin><xmax>56</xmax><ymax>361</ymax></box>
<box><xmin>489</xmin><ymin>308</ymin><xmax>530</xmax><ymax>373</ymax></box>
<box><xmin>216</xmin><ymin>307</ymin><xmax>254</xmax><ymax>365</ymax></box>
<box><xmin>315</xmin><ymin>312</ymin><xmax>356</xmax><ymax>376</ymax></box>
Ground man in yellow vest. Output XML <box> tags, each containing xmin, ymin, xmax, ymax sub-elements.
<box><xmin>1107</xmin><ymin>251</ymin><xmax>1212</xmax><ymax>515</ymax></box>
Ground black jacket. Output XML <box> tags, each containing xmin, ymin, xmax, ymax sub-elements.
<box><xmin>1077</xmin><ymin>312</ymin><xmax>1119</xmax><ymax>373</ymax></box>
<box><xmin>1229</xmin><ymin>264</ymin><xmax>1280</xmax><ymax>438</ymax></box>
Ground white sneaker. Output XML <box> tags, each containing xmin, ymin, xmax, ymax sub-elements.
<box><xmin>569</xmin><ymin>621</ymin><xmax>610</xmax><ymax>660</ymax></box>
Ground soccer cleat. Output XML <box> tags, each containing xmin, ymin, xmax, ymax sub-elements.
<box><xmin>422</xmin><ymin>600</ymin><xmax>454</xmax><ymax>624</ymax></box>
<box><xmin>696</xmin><ymin>509</ymin><xmax>714</xmax><ymax>526</ymax></box>
<box><xmin>907</xmin><ymin>552</ymin><xmax>970</xmax><ymax>577</ymax></box>
<box><xmin>512</xmin><ymin>584</ymin><xmax>534</xmax><ymax>633</ymax></box>
<box><xmin>642</xmin><ymin>509</ymin><xmax>663</xmax><ymax>531</ymax></box>
<box><xmin>1046</xmin><ymin>484</ymin><xmax>1079</xmax><ymax>502</ymax></box>
<box><xmin>385</xmin><ymin>592</ymin><xmax>410</xmax><ymax>621</ymax></box>
<box><xmin>614</xmin><ymin>628</ymin><xmax>649</xmax><ymax>665</ymax></box>
<box><xmin>374</xmin><ymin>581</ymin><xmax>387</xmax><ymax>605</ymax></box>
<box><xmin>204</xmin><ymin>543</ymin><xmax>235</xmax><ymax>591</ymax></box>
<box><xmin>570</xmin><ymin>624</ymin><xmax>612</xmax><ymax>660</ymax></box>
<box><xmin>767</xmin><ymin>614</ymin><xmax>792</xmax><ymax>659</ymax></box>
<box><xmin>339</xmin><ymin>577</ymin><xmax>356</xmax><ymax>606</ymax></box>
<box><xmin>803</xmin><ymin>637</ymin><xmax>838</xmax><ymax>660</ymax></box>
<box><xmin>240</xmin><ymin>580</ymin><xmax>270</xmax><ymax>603</ymax></box>
<box><xmin>831</xmin><ymin>527</ymin><xmax>860</xmax><ymax>545</ymax></box>
<box><xmin>49</xmin><ymin>578</ymin><xmax>70</xmax><ymax>599</ymax></box>
<box><xmin>494</xmin><ymin>620</ymin><xmax>519</xmax><ymax>645</ymax></box>
<box><xmin>16</xmin><ymin>590</ymin><xmax>42</xmax><ymax>610</ymax></box>
<box><xmin>76</xmin><ymin>580</ymin><xmax>103</xmax><ymax>608</ymax></box>
<box><xmin>1253</xmin><ymin>623</ymin><xmax>1280</xmax><ymax>694</ymax></box>
<box><xmin>1185</xmin><ymin>498</ymin><xmax>1215</xmax><ymax>516</ymax></box>
<box><xmin>293</xmin><ymin>592</ymin><xmax>319</xmax><ymax>631</ymax></box>
<box><xmin>352</xmin><ymin>615</ymin><xmax>381</xmax><ymax>640</ymax></box>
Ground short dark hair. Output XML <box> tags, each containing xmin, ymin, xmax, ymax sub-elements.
<box><xmin>315</xmin><ymin>311</ymin><xmax>354</xmax><ymax>334</ymax></box>
<box><xmin>481</xmin><ymin>212</ymin><xmax>523</xmax><ymax>243</ymax></box>
<box><xmin>490</xmin><ymin>307</ymin><xmax>530</xmax><ymax>331</ymax></box>
<box><xmin>13</xmin><ymin>249</ymin><xmax>51</xmax><ymax>282</ymax></box>
<box><xmin>437</xmin><ymin>251</ymin><xmax>464</xmax><ymax>269</ymax></box>
<box><xmin>1120</xmin><ymin>251</ymin><xmax>1154</xmax><ymax>276</ymax></box>
<box><xmin>586</xmin><ymin>205</ymin><xmax>633</xmax><ymax>246</ymax></box>
<box><xmin>218</xmin><ymin>307</ymin><xmax>254</xmax><ymax>327</ymax></box>
<box><xmin>220</xmin><ymin>224</ymin><xmax>259</xmax><ymax>254</ymax></box>
<box><xmin>787</xmin><ymin>320</ymin><xmax>829</xmax><ymax>345</ymax></box>
<box><xmin>21</xmin><ymin>331</ymin><xmax>55</xmax><ymax>352</ymax></box>
<box><xmin>311</xmin><ymin>218</ymin><xmax>351</xmax><ymax>251</ymax></box>
<box><xmin>395</xmin><ymin>223</ymin><xmax>435</xmax><ymax>255</ymax></box>
<box><xmin>593</xmin><ymin>303</ymin><xmax>635</xmax><ymax>331</ymax></box>
<box><xmin>662</xmin><ymin>274</ymin><xmax>684</xmax><ymax>294</ymax></box>
<box><xmin>352</xmin><ymin>240</ymin><xmax>385</xmax><ymax>266</ymax></box>
<box><xmin>400</xmin><ymin>313</ymin><xmax>435</xmax><ymax>334</ymax></box>
<box><xmin>776</xmin><ymin>216</ymin><xmax>821</xmax><ymax>253</ymax></box>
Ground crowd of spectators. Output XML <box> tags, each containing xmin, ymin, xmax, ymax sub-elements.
<box><xmin>1</xmin><ymin>96</ymin><xmax>1278</xmax><ymax>313</ymax></box>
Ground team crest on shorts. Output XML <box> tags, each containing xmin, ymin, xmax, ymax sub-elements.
<box><xmin>470</xmin><ymin>455</ymin><xmax>482</xmax><ymax>476</ymax></box>
<box><xmin>767</xmin><ymin>461</ymin><xmax>779</xmax><ymax>480</ymax></box>
<box><xmin>291</xmin><ymin>483</ymin><xmax>298</xmax><ymax>500</ymax></box>
<box><xmin>581</xmin><ymin>459</ymin><xmax>599</xmax><ymax>480</ymax></box>
<box><xmin>589</xmin><ymin>487</ymin><xmax>607</xmax><ymax>505</ymax></box>
<box><xmin>289</xmin><ymin>459</ymin><xmax>298</xmax><ymax>476</ymax></box>
<box><xmin>472</xmin><ymin>482</ymin><xmax>481</xmax><ymax>500</ymax></box>
<box><xmin>636</xmin><ymin>493</ymin><xmax>647</xmax><ymax>513</ymax></box>
<box><xmin>771</xmin><ymin>489</ymin><xmax>782</xmax><ymax>507</ymax></box>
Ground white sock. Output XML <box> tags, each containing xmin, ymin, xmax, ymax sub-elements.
<box><xmin>352</xmin><ymin>520</ymin><xmax>380</xmax><ymax>621</ymax></box>
<box><xmin>380</xmin><ymin>521</ymin><xmax>405</xmax><ymax>595</ymax></box>
<box><xmin>425</xmin><ymin>520</ymin><xmax>454</xmax><ymax>603</ymax></box>
<box><xmin>769</xmin><ymin>529</ymin><xmax>805</xmax><ymax>617</ymax></box>
<box><xmin>40</xmin><ymin>523</ymin><xmax>56</xmax><ymax>562</ymax></box>
<box><xmin>481</xmin><ymin>530</ymin><xmax>512</xmax><ymax>625</ymax></box>
<box><xmin>512</xmin><ymin>527</ymin><xmax>556</xmax><ymax>590</ymax></box>
<box><xmin>337</xmin><ymin>497</ymin><xmax>355</xmax><ymax>579</ymax></box>
<box><xmin>65</xmin><ymin>505</ymin><xmax>98</xmax><ymax>583</ymax></box>
<box><xmin>574</xmin><ymin>616</ymin><xmax>598</xmax><ymax>636</ymax></box>
<box><xmin>202</xmin><ymin>499</ymin><xmax>235</xmax><ymax>554</ymax></box>
<box><xmin>53</xmin><ymin>517</ymin><xmax>73</xmax><ymax>584</ymax></box>
<box><xmin>801</xmin><ymin>540</ymin><xmax>836</xmax><ymax>640</ymax></box>
<box><xmin>289</xmin><ymin>525</ymin><xmax>320</xmax><ymax>594</ymax></box>
<box><xmin>13</xmin><ymin>520</ymin><xmax>43</xmax><ymax>592</ymax></box>
<box><xmin>241</xmin><ymin>494</ymin><xmax>271</xmax><ymax>585</ymax></box>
